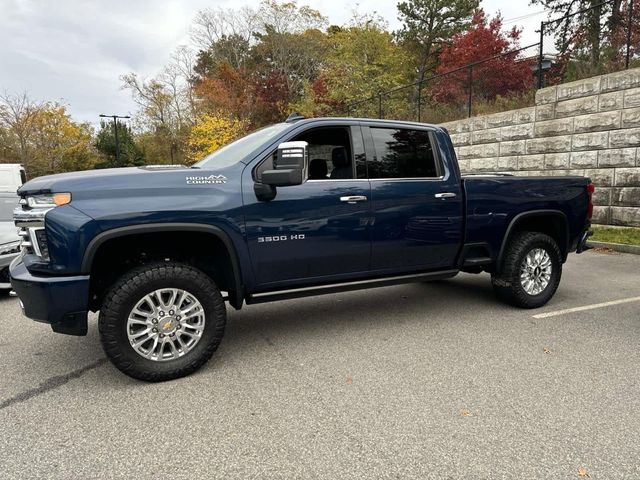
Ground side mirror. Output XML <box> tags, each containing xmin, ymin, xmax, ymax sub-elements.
<box><xmin>261</xmin><ymin>141</ymin><xmax>308</xmax><ymax>187</ymax></box>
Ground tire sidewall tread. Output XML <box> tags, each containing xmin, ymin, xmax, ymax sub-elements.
<box><xmin>98</xmin><ymin>262</ymin><xmax>226</xmax><ymax>382</ymax></box>
<box><xmin>492</xmin><ymin>231</ymin><xmax>563</xmax><ymax>309</ymax></box>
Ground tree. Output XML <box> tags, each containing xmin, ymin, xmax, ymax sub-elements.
<box><xmin>26</xmin><ymin>103</ymin><xmax>97</xmax><ymax>177</ymax></box>
<box><xmin>195</xmin><ymin>62</ymin><xmax>251</xmax><ymax>118</ymax></box>
<box><xmin>95</xmin><ymin>120</ymin><xmax>145</xmax><ymax>168</ymax></box>
<box><xmin>318</xmin><ymin>13</ymin><xmax>411</xmax><ymax>111</ymax></box>
<box><xmin>0</xmin><ymin>94</ymin><xmax>97</xmax><ymax>176</ymax></box>
<box><xmin>531</xmin><ymin>0</ymin><xmax>623</xmax><ymax>68</ymax></box>
<box><xmin>191</xmin><ymin>5</ymin><xmax>259</xmax><ymax>69</ymax></box>
<box><xmin>121</xmin><ymin>71</ymin><xmax>191</xmax><ymax>164</ymax></box>
<box><xmin>186</xmin><ymin>114</ymin><xmax>246</xmax><ymax>164</ymax></box>
<box><xmin>607</xmin><ymin>0</ymin><xmax>640</xmax><ymax>69</ymax></box>
<box><xmin>432</xmin><ymin>10</ymin><xmax>534</xmax><ymax>106</ymax></box>
<box><xmin>0</xmin><ymin>92</ymin><xmax>42</xmax><ymax>168</ymax></box>
<box><xmin>396</xmin><ymin>0</ymin><xmax>479</xmax><ymax>84</ymax></box>
<box><xmin>191</xmin><ymin>1</ymin><xmax>329</xmax><ymax>127</ymax></box>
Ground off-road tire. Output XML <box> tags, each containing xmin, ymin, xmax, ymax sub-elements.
<box><xmin>491</xmin><ymin>231</ymin><xmax>562</xmax><ymax>309</ymax></box>
<box><xmin>99</xmin><ymin>262</ymin><xmax>226</xmax><ymax>381</ymax></box>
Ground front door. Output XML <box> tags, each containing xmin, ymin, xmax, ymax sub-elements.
<box><xmin>243</xmin><ymin>124</ymin><xmax>372</xmax><ymax>290</ymax></box>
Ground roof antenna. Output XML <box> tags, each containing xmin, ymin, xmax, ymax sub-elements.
<box><xmin>285</xmin><ymin>112</ymin><xmax>305</xmax><ymax>123</ymax></box>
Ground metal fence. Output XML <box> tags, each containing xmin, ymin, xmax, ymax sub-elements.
<box><xmin>340</xmin><ymin>0</ymin><xmax>638</xmax><ymax>123</ymax></box>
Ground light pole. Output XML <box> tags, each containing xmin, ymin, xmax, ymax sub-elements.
<box><xmin>99</xmin><ymin>114</ymin><xmax>130</xmax><ymax>165</ymax></box>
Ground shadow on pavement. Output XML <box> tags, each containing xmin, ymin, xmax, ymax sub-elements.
<box><xmin>11</xmin><ymin>273</ymin><xmax>503</xmax><ymax>385</ymax></box>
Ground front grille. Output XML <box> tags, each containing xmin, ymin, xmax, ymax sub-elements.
<box><xmin>14</xmin><ymin>199</ymin><xmax>51</xmax><ymax>261</ymax></box>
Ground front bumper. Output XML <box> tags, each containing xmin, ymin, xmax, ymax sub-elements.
<box><xmin>9</xmin><ymin>256</ymin><xmax>90</xmax><ymax>335</ymax></box>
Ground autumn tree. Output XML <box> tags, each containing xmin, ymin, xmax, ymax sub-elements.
<box><xmin>431</xmin><ymin>10</ymin><xmax>534</xmax><ymax>107</ymax></box>
<box><xmin>396</xmin><ymin>0</ymin><xmax>479</xmax><ymax>84</ymax></box>
<box><xmin>190</xmin><ymin>0</ymin><xmax>329</xmax><ymax>127</ymax></box>
<box><xmin>532</xmin><ymin>0</ymin><xmax>619</xmax><ymax>67</ymax></box>
<box><xmin>186</xmin><ymin>114</ymin><xmax>245</xmax><ymax>164</ymax></box>
<box><xmin>0</xmin><ymin>92</ymin><xmax>42</xmax><ymax>168</ymax></box>
<box><xmin>606</xmin><ymin>0</ymin><xmax>640</xmax><ymax>69</ymax></box>
<box><xmin>0</xmin><ymin>94</ymin><xmax>97</xmax><ymax>176</ymax></box>
<box><xmin>314</xmin><ymin>13</ymin><xmax>411</xmax><ymax>114</ymax></box>
<box><xmin>24</xmin><ymin>103</ymin><xmax>96</xmax><ymax>177</ymax></box>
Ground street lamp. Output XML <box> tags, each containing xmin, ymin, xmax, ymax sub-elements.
<box><xmin>99</xmin><ymin>114</ymin><xmax>131</xmax><ymax>165</ymax></box>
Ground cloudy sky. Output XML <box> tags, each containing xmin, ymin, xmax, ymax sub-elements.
<box><xmin>0</xmin><ymin>0</ymin><xmax>547</xmax><ymax>126</ymax></box>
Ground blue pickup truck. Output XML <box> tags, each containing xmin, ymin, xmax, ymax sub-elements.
<box><xmin>10</xmin><ymin>116</ymin><xmax>594</xmax><ymax>381</ymax></box>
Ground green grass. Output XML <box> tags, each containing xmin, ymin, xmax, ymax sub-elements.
<box><xmin>591</xmin><ymin>225</ymin><xmax>640</xmax><ymax>246</ymax></box>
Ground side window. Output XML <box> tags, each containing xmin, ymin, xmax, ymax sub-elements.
<box><xmin>298</xmin><ymin>127</ymin><xmax>354</xmax><ymax>180</ymax></box>
<box><xmin>255</xmin><ymin>126</ymin><xmax>355</xmax><ymax>182</ymax></box>
<box><xmin>368</xmin><ymin>128</ymin><xmax>439</xmax><ymax>179</ymax></box>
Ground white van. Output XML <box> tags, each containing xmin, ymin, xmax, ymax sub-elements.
<box><xmin>0</xmin><ymin>164</ymin><xmax>26</xmax><ymax>193</ymax></box>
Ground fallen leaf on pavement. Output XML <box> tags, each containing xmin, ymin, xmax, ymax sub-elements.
<box><xmin>578</xmin><ymin>467</ymin><xmax>590</xmax><ymax>477</ymax></box>
<box><xmin>592</xmin><ymin>247</ymin><xmax>617</xmax><ymax>254</ymax></box>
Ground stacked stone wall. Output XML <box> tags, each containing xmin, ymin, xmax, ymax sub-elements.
<box><xmin>442</xmin><ymin>68</ymin><xmax>640</xmax><ymax>226</ymax></box>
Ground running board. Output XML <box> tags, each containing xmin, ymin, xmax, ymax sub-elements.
<box><xmin>246</xmin><ymin>270</ymin><xmax>459</xmax><ymax>304</ymax></box>
<box><xmin>463</xmin><ymin>257</ymin><xmax>492</xmax><ymax>267</ymax></box>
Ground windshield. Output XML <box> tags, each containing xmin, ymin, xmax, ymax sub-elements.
<box><xmin>0</xmin><ymin>196</ymin><xmax>18</xmax><ymax>222</ymax></box>
<box><xmin>194</xmin><ymin>123</ymin><xmax>291</xmax><ymax>169</ymax></box>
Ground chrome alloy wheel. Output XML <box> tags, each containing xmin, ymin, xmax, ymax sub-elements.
<box><xmin>126</xmin><ymin>288</ymin><xmax>205</xmax><ymax>361</ymax></box>
<box><xmin>519</xmin><ymin>248</ymin><xmax>553</xmax><ymax>295</ymax></box>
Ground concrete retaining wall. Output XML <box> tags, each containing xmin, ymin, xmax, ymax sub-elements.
<box><xmin>442</xmin><ymin>68</ymin><xmax>640</xmax><ymax>226</ymax></box>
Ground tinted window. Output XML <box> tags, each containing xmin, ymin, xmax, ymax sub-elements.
<box><xmin>369</xmin><ymin>128</ymin><xmax>438</xmax><ymax>179</ymax></box>
<box><xmin>255</xmin><ymin>127</ymin><xmax>354</xmax><ymax>181</ymax></box>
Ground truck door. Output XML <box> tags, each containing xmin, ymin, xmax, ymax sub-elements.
<box><xmin>363</xmin><ymin>124</ymin><xmax>463</xmax><ymax>272</ymax></box>
<box><xmin>242</xmin><ymin>124</ymin><xmax>372</xmax><ymax>289</ymax></box>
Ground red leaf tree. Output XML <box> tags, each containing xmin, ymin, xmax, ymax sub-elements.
<box><xmin>430</xmin><ymin>9</ymin><xmax>534</xmax><ymax>107</ymax></box>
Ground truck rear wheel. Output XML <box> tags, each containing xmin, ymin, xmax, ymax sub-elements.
<box><xmin>98</xmin><ymin>262</ymin><xmax>226</xmax><ymax>381</ymax></box>
<box><xmin>491</xmin><ymin>231</ymin><xmax>562</xmax><ymax>309</ymax></box>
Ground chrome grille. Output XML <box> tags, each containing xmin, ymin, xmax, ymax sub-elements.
<box><xmin>14</xmin><ymin>198</ymin><xmax>51</xmax><ymax>261</ymax></box>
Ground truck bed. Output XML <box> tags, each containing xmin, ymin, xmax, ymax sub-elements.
<box><xmin>461</xmin><ymin>174</ymin><xmax>591</xmax><ymax>264</ymax></box>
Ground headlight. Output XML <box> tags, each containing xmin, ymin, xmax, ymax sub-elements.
<box><xmin>0</xmin><ymin>240</ymin><xmax>21</xmax><ymax>256</ymax></box>
<box><xmin>26</xmin><ymin>193</ymin><xmax>72</xmax><ymax>208</ymax></box>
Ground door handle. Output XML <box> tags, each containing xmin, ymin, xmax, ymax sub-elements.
<box><xmin>434</xmin><ymin>192</ymin><xmax>457</xmax><ymax>199</ymax></box>
<box><xmin>340</xmin><ymin>195</ymin><xmax>368</xmax><ymax>204</ymax></box>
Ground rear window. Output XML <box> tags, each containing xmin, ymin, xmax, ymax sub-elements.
<box><xmin>368</xmin><ymin>128</ymin><xmax>439</xmax><ymax>179</ymax></box>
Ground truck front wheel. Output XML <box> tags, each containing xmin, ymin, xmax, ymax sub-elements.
<box><xmin>98</xmin><ymin>262</ymin><xmax>226</xmax><ymax>381</ymax></box>
<box><xmin>491</xmin><ymin>231</ymin><xmax>562</xmax><ymax>309</ymax></box>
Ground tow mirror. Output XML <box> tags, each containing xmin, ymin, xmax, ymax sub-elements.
<box><xmin>261</xmin><ymin>141</ymin><xmax>308</xmax><ymax>187</ymax></box>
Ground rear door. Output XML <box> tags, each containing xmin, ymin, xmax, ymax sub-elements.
<box><xmin>363</xmin><ymin>124</ymin><xmax>463</xmax><ymax>272</ymax></box>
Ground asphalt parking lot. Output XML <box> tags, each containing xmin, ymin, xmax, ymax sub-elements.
<box><xmin>0</xmin><ymin>249</ymin><xmax>639</xmax><ymax>479</ymax></box>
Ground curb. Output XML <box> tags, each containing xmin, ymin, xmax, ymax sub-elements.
<box><xmin>587</xmin><ymin>241</ymin><xmax>640</xmax><ymax>255</ymax></box>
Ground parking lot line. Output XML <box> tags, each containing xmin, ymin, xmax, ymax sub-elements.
<box><xmin>532</xmin><ymin>295</ymin><xmax>640</xmax><ymax>319</ymax></box>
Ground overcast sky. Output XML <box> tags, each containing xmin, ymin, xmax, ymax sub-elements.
<box><xmin>0</xmin><ymin>0</ymin><xmax>547</xmax><ymax>126</ymax></box>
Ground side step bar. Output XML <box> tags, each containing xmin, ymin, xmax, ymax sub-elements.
<box><xmin>462</xmin><ymin>257</ymin><xmax>492</xmax><ymax>267</ymax></box>
<box><xmin>246</xmin><ymin>269</ymin><xmax>459</xmax><ymax>304</ymax></box>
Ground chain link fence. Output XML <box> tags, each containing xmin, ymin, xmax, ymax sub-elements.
<box><xmin>339</xmin><ymin>0</ymin><xmax>638</xmax><ymax>123</ymax></box>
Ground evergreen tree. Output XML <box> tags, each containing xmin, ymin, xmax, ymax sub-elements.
<box><xmin>95</xmin><ymin>120</ymin><xmax>145</xmax><ymax>168</ymax></box>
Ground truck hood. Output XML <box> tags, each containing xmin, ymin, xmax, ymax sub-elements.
<box><xmin>18</xmin><ymin>166</ymin><xmax>196</xmax><ymax>195</ymax></box>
